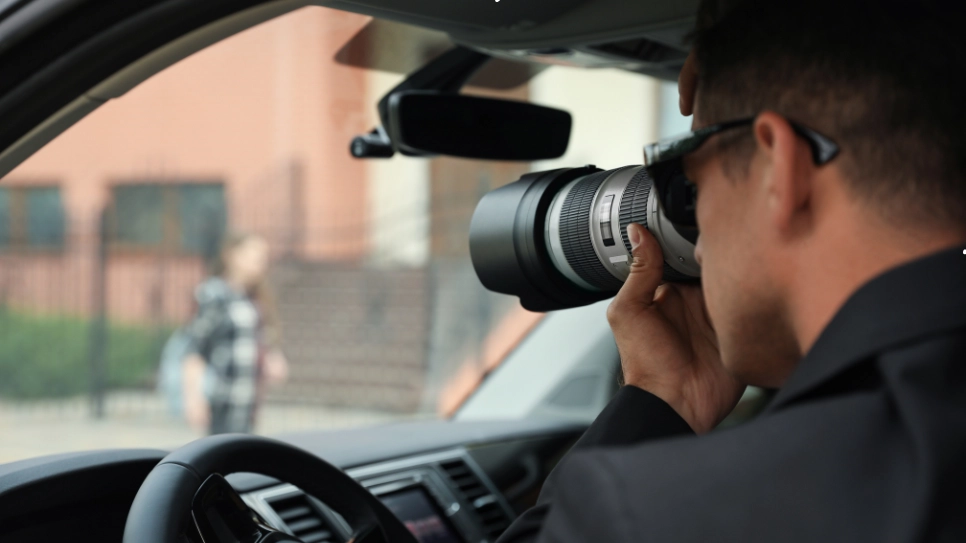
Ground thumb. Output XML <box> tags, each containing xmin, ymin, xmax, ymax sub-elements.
<box><xmin>614</xmin><ymin>223</ymin><xmax>664</xmax><ymax>310</ymax></box>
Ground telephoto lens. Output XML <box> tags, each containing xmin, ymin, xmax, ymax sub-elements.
<box><xmin>469</xmin><ymin>165</ymin><xmax>700</xmax><ymax>312</ymax></box>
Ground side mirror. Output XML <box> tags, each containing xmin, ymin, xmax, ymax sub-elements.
<box><xmin>387</xmin><ymin>91</ymin><xmax>572</xmax><ymax>161</ymax></box>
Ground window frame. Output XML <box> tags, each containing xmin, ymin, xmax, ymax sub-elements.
<box><xmin>0</xmin><ymin>182</ymin><xmax>68</xmax><ymax>253</ymax></box>
<box><xmin>107</xmin><ymin>180</ymin><xmax>227</xmax><ymax>256</ymax></box>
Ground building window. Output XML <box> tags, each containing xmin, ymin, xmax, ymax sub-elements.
<box><xmin>109</xmin><ymin>182</ymin><xmax>226</xmax><ymax>255</ymax></box>
<box><xmin>0</xmin><ymin>185</ymin><xmax>67</xmax><ymax>251</ymax></box>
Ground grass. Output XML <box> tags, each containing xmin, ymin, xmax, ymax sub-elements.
<box><xmin>0</xmin><ymin>309</ymin><xmax>169</xmax><ymax>399</ymax></box>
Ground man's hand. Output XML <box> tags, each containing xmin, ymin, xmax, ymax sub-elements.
<box><xmin>607</xmin><ymin>224</ymin><xmax>744</xmax><ymax>434</ymax></box>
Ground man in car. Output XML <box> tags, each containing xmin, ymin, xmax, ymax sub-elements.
<box><xmin>497</xmin><ymin>0</ymin><xmax>966</xmax><ymax>540</ymax></box>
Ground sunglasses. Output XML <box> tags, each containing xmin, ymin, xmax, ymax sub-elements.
<box><xmin>642</xmin><ymin>116</ymin><xmax>840</xmax><ymax>227</ymax></box>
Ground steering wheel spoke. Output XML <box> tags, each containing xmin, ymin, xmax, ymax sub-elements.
<box><xmin>192</xmin><ymin>473</ymin><xmax>300</xmax><ymax>543</ymax></box>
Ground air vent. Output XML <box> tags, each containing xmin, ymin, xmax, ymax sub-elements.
<box><xmin>266</xmin><ymin>494</ymin><xmax>339</xmax><ymax>543</ymax></box>
<box><xmin>439</xmin><ymin>458</ymin><xmax>512</xmax><ymax>540</ymax></box>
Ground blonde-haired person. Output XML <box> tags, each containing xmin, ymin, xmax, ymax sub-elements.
<box><xmin>182</xmin><ymin>233</ymin><xmax>289</xmax><ymax>434</ymax></box>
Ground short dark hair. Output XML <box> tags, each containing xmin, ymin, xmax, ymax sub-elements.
<box><xmin>693</xmin><ymin>0</ymin><xmax>966</xmax><ymax>230</ymax></box>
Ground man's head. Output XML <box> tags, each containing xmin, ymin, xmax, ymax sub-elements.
<box><xmin>683</xmin><ymin>0</ymin><xmax>966</xmax><ymax>386</ymax></box>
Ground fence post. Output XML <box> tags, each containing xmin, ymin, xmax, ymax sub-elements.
<box><xmin>89</xmin><ymin>208</ymin><xmax>108</xmax><ymax>419</ymax></box>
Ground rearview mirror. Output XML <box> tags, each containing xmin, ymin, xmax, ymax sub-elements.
<box><xmin>387</xmin><ymin>91</ymin><xmax>572</xmax><ymax>161</ymax></box>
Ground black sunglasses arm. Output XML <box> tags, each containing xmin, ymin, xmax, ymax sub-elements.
<box><xmin>644</xmin><ymin>116</ymin><xmax>839</xmax><ymax>167</ymax></box>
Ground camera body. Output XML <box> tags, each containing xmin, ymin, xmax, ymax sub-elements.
<box><xmin>470</xmin><ymin>165</ymin><xmax>700</xmax><ymax>312</ymax></box>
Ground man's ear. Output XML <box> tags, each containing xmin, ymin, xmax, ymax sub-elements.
<box><xmin>678</xmin><ymin>51</ymin><xmax>699</xmax><ymax>117</ymax></box>
<box><xmin>753</xmin><ymin>111</ymin><xmax>812</xmax><ymax>235</ymax></box>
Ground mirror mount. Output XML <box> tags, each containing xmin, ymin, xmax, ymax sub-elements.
<box><xmin>350</xmin><ymin>126</ymin><xmax>395</xmax><ymax>159</ymax></box>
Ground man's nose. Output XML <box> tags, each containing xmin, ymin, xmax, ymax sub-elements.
<box><xmin>694</xmin><ymin>239</ymin><xmax>703</xmax><ymax>266</ymax></box>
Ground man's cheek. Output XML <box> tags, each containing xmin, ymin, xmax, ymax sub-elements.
<box><xmin>701</xmin><ymin>264</ymin><xmax>724</xmax><ymax>335</ymax></box>
<box><xmin>694</xmin><ymin>226</ymin><xmax>727</xmax><ymax>327</ymax></box>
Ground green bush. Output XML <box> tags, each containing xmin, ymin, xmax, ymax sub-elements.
<box><xmin>0</xmin><ymin>310</ymin><xmax>170</xmax><ymax>399</ymax></box>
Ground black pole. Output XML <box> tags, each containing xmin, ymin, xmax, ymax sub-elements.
<box><xmin>89</xmin><ymin>208</ymin><xmax>108</xmax><ymax>419</ymax></box>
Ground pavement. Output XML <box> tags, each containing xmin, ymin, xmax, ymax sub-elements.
<box><xmin>0</xmin><ymin>391</ymin><xmax>416</xmax><ymax>464</ymax></box>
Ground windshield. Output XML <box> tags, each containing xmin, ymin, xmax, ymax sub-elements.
<box><xmin>0</xmin><ymin>6</ymin><xmax>678</xmax><ymax>463</ymax></box>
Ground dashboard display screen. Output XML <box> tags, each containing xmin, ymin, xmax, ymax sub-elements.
<box><xmin>378</xmin><ymin>487</ymin><xmax>462</xmax><ymax>543</ymax></box>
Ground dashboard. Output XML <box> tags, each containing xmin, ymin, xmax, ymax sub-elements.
<box><xmin>243</xmin><ymin>448</ymin><xmax>513</xmax><ymax>543</ymax></box>
<box><xmin>0</xmin><ymin>419</ymin><xmax>585</xmax><ymax>543</ymax></box>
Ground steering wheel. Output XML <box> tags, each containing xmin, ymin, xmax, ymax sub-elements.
<box><xmin>123</xmin><ymin>434</ymin><xmax>419</xmax><ymax>543</ymax></box>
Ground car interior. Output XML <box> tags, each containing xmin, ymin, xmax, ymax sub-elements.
<box><xmin>0</xmin><ymin>1</ymin><xmax>785</xmax><ymax>542</ymax></box>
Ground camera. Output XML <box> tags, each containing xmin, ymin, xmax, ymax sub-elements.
<box><xmin>469</xmin><ymin>164</ymin><xmax>700</xmax><ymax>312</ymax></box>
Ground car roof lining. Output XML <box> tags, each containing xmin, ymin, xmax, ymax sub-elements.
<box><xmin>324</xmin><ymin>0</ymin><xmax>698</xmax><ymax>51</ymax></box>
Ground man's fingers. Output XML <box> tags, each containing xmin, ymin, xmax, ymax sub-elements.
<box><xmin>678</xmin><ymin>50</ymin><xmax>698</xmax><ymax>117</ymax></box>
<box><xmin>608</xmin><ymin>224</ymin><xmax>665</xmax><ymax>321</ymax></box>
<box><xmin>625</xmin><ymin>223</ymin><xmax>665</xmax><ymax>294</ymax></box>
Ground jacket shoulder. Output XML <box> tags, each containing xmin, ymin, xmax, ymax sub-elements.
<box><xmin>547</xmin><ymin>391</ymin><xmax>900</xmax><ymax>542</ymax></box>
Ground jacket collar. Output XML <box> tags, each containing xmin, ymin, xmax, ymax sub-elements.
<box><xmin>767</xmin><ymin>244</ymin><xmax>966</xmax><ymax>412</ymax></box>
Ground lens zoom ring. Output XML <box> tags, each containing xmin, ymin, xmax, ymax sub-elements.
<box><xmin>618</xmin><ymin>167</ymin><xmax>653</xmax><ymax>255</ymax></box>
<box><xmin>619</xmin><ymin>167</ymin><xmax>695</xmax><ymax>282</ymax></box>
<box><xmin>559</xmin><ymin>171</ymin><xmax>625</xmax><ymax>290</ymax></box>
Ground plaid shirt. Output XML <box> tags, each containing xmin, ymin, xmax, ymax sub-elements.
<box><xmin>184</xmin><ymin>277</ymin><xmax>260</xmax><ymax>433</ymax></box>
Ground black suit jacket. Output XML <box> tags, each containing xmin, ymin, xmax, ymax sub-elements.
<box><xmin>497</xmin><ymin>246</ymin><xmax>966</xmax><ymax>542</ymax></box>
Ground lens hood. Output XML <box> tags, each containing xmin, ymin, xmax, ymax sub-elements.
<box><xmin>469</xmin><ymin>166</ymin><xmax>617</xmax><ymax>311</ymax></box>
